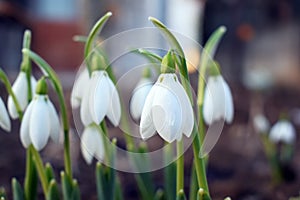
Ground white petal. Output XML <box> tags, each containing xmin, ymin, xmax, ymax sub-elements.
<box><xmin>130</xmin><ymin>78</ymin><xmax>153</xmax><ymax>120</ymax></box>
<box><xmin>8</xmin><ymin>72</ymin><xmax>28</xmax><ymax>119</ymax></box>
<box><xmin>0</xmin><ymin>97</ymin><xmax>11</xmax><ymax>132</ymax></box>
<box><xmin>140</xmin><ymin>85</ymin><xmax>157</xmax><ymax>140</ymax></box>
<box><xmin>203</xmin><ymin>76</ymin><xmax>226</xmax><ymax>124</ymax></box>
<box><xmin>222</xmin><ymin>78</ymin><xmax>234</xmax><ymax>123</ymax></box>
<box><xmin>80</xmin><ymin>79</ymin><xmax>93</xmax><ymax>126</ymax></box>
<box><xmin>89</xmin><ymin>71</ymin><xmax>109</xmax><ymax>125</ymax></box>
<box><xmin>80</xmin><ymin>125</ymin><xmax>99</xmax><ymax>164</ymax></box>
<box><xmin>106</xmin><ymin>76</ymin><xmax>121</xmax><ymax>126</ymax></box>
<box><xmin>151</xmin><ymin>76</ymin><xmax>183</xmax><ymax>143</ymax></box>
<box><xmin>94</xmin><ymin>129</ymin><xmax>105</xmax><ymax>161</ymax></box>
<box><xmin>29</xmin><ymin>95</ymin><xmax>50</xmax><ymax>151</ymax></box>
<box><xmin>170</xmin><ymin>76</ymin><xmax>194</xmax><ymax>138</ymax></box>
<box><xmin>20</xmin><ymin>100</ymin><xmax>35</xmax><ymax>148</ymax></box>
<box><xmin>203</xmin><ymin>83</ymin><xmax>213</xmax><ymax>125</ymax></box>
<box><xmin>71</xmin><ymin>68</ymin><xmax>89</xmax><ymax>108</ymax></box>
<box><xmin>47</xmin><ymin>100</ymin><xmax>60</xmax><ymax>143</ymax></box>
<box><xmin>30</xmin><ymin>75</ymin><xmax>37</xmax><ymax>95</ymax></box>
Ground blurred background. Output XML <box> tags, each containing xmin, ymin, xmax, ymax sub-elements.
<box><xmin>0</xmin><ymin>0</ymin><xmax>300</xmax><ymax>199</ymax></box>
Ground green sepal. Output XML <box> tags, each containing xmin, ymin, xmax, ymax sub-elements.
<box><xmin>161</xmin><ymin>50</ymin><xmax>176</xmax><ymax>73</ymax></box>
<box><xmin>197</xmin><ymin>188</ymin><xmax>211</xmax><ymax>200</ymax></box>
<box><xmin>176</xmin><ymin>189</ymin><xmax>187</xmax><ymax>200</ymax></box>
<box><xmin>35</xmin><ymin>77</ymin><xmax>48</xmax><ymax>95</ymax></box>
<box><xmin>46</xmin><ymin>180</ymin><xmax>60</xmax><ymax>200</ymax></box>
<box><xmin>12</xmin><ymin>178</ymin><xmax>24</xmax><ymax>200</ymax></box>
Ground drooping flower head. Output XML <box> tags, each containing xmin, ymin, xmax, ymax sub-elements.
<box><xmin>130</xmin><ymin>68</ymin><xmax>153</xmax><ymax>120</ymax></box>
<box><xmin>80</xmin><ymin>70</ymin><xmax>121</xmax><ymax>127</ymax></box>
<box><xmin>20</xmin><ymin>77</ymin><xmax>60</xmax><ymax>150</ymax></box>
<box><xmin>80</xmin><ymin>124</ymin><xmax>105</xmax><ymax>164</ymax></box>
<box><xmin>140</xmin><ymin>51</ymin><xmax>194</xmax><ymax>143</ymax></box>
<box><xmin>71</xmin><ymin>68</ymin><xmax>89</xmax><ymax>109</ymax></box>
<box><xmin>8</xmin><ymin>71</ymin><xmax>37</xmax><ymax>119</ymax></box>
<box><xmin>253</xmin><ymin>114</ymin><xmax>270</xmax><ymax>134</ymax></box>
<box><xmin>203</xmin><ymin>63</ymin><xmax>234</xmax><ymax>125</ymax></box>
<box><xmin>269</xmin><ymin>119</ymin><xmax>296</xmax><ymax>144</ymax></box>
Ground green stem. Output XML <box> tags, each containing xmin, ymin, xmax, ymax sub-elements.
<box><xmin>30</xmin><ymin>145</ymin><xmax>48</xmax><ymax>197</ymax></box>
<box><xmin>191</xmin><ymin>128</ymin><xmax>210</xmax><ymax>195</ymax></box>
<box><xmin>176</xmin><ymin>140</ymin><xmax>184</xmax><ymax>193</ymax></box>
<box><xmin>0</xmin><ymin>69</ymin><xmax>23</xmax><ymax>119</ymax></box>
<box><xmin>22</xmin><ymin>49</ymin><xmax>72</xmax><ymax>179</ymax></box>
<box><xmin>149</xmin><ymin>17</ymin><xmax>212</xmax><ymax>197</ymax></box>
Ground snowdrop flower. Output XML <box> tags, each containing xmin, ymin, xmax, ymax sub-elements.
<box><xmin>80</xmin><ymin>70</ymin><xmax>121</xmax><ymax>126</ymax></box>
<box><xmin>8</xmin><ymin>71</ymin><xmax>37</xmax><ymax>119</ymax></box>
<box><xmin>269</xmin><ymin>120</ymin><xmax>296</xmax><ymax>144</ymax></box>
<box><xmin>0</xmin><ymin>97</ymin><xmax>11</xmax><ymax>132</ymax></box>
<box><xmin>253</xmin><ymin>114</ymin><xmax>270</xmax><ymax>134</ymax></box>
<box><xmin>203</xmin><ymin>75</ymin><xmax>234</xmax><ymax>125</ymax></box>
<box><xmin>130</xmin><ymin>70</ymin><xmax>153</xmax><ymax>120</ymax></box>
<box><xmin>140</xmin><ymin>73</ymin><xmax>194</xmax><ymax>143</ymax></box>
<box><xmin>71</xmin><ymin>68</ymin><xmax>89</xmax><ymax>109</ymax></box>
<box><xmin>20</xmin><ymin>78</ymin><xmax>60</xmax><ymax>150</ymax></box>
<box><xmin>80</xmin><ymin>124</ymin><xmax>105</xmax><ymax>164</ymax></box>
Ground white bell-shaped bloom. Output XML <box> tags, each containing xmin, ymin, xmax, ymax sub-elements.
<box><xmin>71</xmin><ymin>68</ymin><xmax>89</xmax><ymax>109</ymax></box>
<box><xmin>203</xmin><ymin>75</ymin><xmax>234</xmax><ymax>125</ymax></box>
<box><xmin>0</xmin><ymin>97</ymin><xmax>11</xmax><ymax>132</ymax></box>
<box><xmin>269</xmin><ymin>120</ymin><xmax>296</xmax><ymax>144</ymax></box>
<box><xmin>140</xmin><ymin>73</ymin><xmax>194</xmax><ymax>143</ymax></box>
<box><xmin>80</xmin><ymin>124</ymin><xmax>105</xmax><ymax>164</ymax></box>
<box><xmin>80</xmin><ymin>70</ymin><xmax>121</xmax><ymax>126</ymax></box>
<box><xmin>130</xmin><ymin>78</ymin><xmax>153</xmax><ymax>120</ymax></box>
<box><xmin>8</xmin><ymin>72</ymin><xmax>37</xmax><ymax>119</ymax></box>
<box><xmin>253</xmin><ymin>114</ymin><xmax>270</xmax><ymax>134</ymax></box>
<box><xmin>20</xmin><ymin>94</ymin><xmax>60</xmax><ymax>150</ymax></box>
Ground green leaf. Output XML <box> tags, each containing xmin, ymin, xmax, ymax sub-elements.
<box><xmin>176</xmin><ymin>190</ymin><xmax>187</xmax><ymax>200</ymax></box>
<box><xmin>114</xmin><ymin>177</ymin><xmax>124</xmax><ymax>200</ymax></box>
<box><xmin>201</xmin><ymin>26</ymin><xmax>226</xmax><ymax>71</ymax></box>
<box><xmin>12</xmin><ymin>178</ymin><xmax>24</xmax><ymax>200</ymax></box>
<box><xmin>24</xmin><ymin>149</ymin><xmax>38</xmax><ymax>200</ymax></box>
<box><xmin>148</xmin><ymin>17</ymin><xmax>184</xmax><ymax>59</ymax></box>
<box><xmin>71</xmin><ymin>180</ymin><xmax>80</xmax><ymax>200</ymax></box>
<box><xmin>154</xmin><ymin>189</ymin><xmax>165</xmax><ymax>200</ymax></box>
<box><xmin>46</xmin><ymin>180</ymin><xmax>60</xmax><ymax>200</ymax></box>
<box><xmin>84</xmin><ymin>11</ymin><xmax>112</xmax><ymax>58</ymax></box>
<box><xmin>197</xmin><ymin>188</ymin><xmax>211</xmax><ymax>200</ymax></box>
<box><xmin>45</xmin><ymin>163</ymin><xmax>55</xmax><ymax>183</ymax></box>
<box><xmin>96</xmin><ymin>163</ymin><xmax>115</xmax><ymax>200</ymax></box>
<box><xmin>0</xmin><ymin>187</ymin><xmax>7</xmax><ymax>199</ymax></box>
<box><xmin>189</xmin><ymin>164</ymin><xmax>198</xmax><ymax>200</ymax></box>
<box><xmin>164</xmin><ymin>143</ymin><xmax>176</xmax><ymax>200</ymax></box>
<box><xmin>61</xmin><ymin>172</ymin><xmax>72</xmax><ymax>200</ymax></box>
